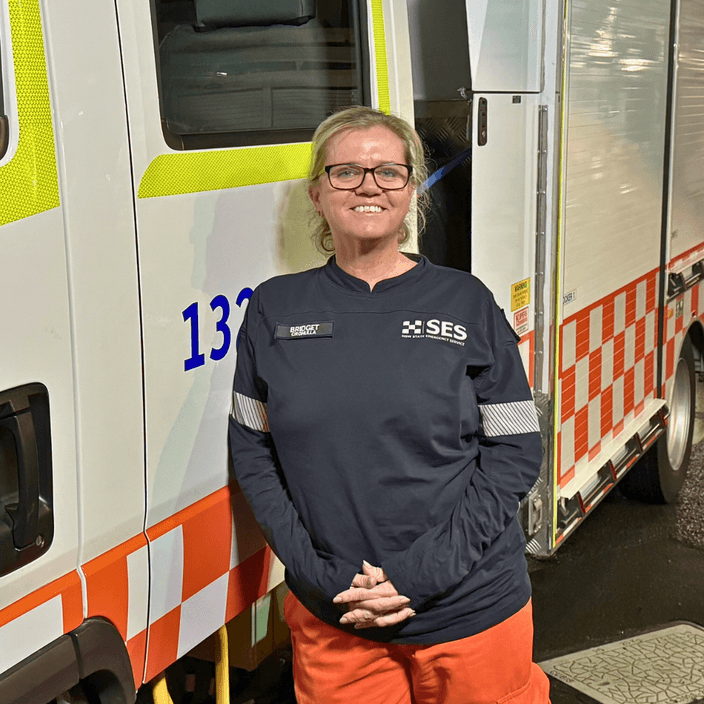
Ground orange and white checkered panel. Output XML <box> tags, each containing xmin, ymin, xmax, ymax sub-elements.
<box><xmin>143</xmin><ymin>486</ymin><xmax>281</xmax><ymax>683</ymax></box>
<box><xmin>0</xmin><ymin>571</ymin><xmax>82</xmax><ymax>676</ymax></box>
<box><xmin>83</xmin><ymin>534</ymin><xmax>149</xmax><ymax>688</ymax></box>
<box><xmin>663</xmin><ymin>282</ymin><xmax>702</xmax><ymax>396</ymax></box>
<box><xmin>559</xmin><ymin>270</ymin><xmax>659</xmax><ymax>486</ymax></box>
<box><xmin>1</xmin><ymin>491</ymin><xmax>294</xmax><ymax>686</ymax></box>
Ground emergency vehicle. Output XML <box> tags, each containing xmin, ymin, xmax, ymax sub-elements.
<box><xmin>1</xmin><ymin>0</ymin><xmax>702</xmax><ymax>701</ymax></box>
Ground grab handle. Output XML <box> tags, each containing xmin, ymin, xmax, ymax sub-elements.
<box><xmin>0</xmin><ymin>398</ymin><xmax>40</xmax><ymax>549</ymax></box>
<box><xmin>0</xmin><ymin>384</ymin><xmax>53</xmax><ymax>576</ymax></box>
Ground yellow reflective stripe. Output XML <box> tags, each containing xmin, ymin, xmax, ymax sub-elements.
<box><xmin>371</xmin><ymin>0</ymin><xmax>390</xmax><ymax>114</ymax></box>
<box><xmin>0</xmin><ymin>0</ymin><xmax>59</xmax><ymax>226</ymax></box>
<box><xmin>138</xmin><ymin>142</ymin><xmax>313</xmax><ymax>199</ymax></box>
<box><xmin>137</xmin><ymin>4</ymin><xmax>390</xmax><ymax>198</ymax></box>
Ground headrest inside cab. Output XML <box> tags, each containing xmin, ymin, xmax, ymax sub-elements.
<box><xmin>195</xmin><ymin>0</ymin><xmax>316</xmax><ymax>28</ymax></box>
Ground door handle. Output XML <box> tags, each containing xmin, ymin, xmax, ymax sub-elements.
<box><xmin>477</xmin><ymin>98</ymin><xmax>488</xmax><ymax>146</ymax></box>
<box><xmin>1</xmin><ymin>408</ymin><xmax>40</xmax><ymax>549</ymax></box>
<box><xmin>0</xmin><ymin>384</ymin><xmax>53</xmax><ymax>576</ymax></box>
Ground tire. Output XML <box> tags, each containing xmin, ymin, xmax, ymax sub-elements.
<box><xmin>619</xmin><ymin>337</ymin><xmax>695</xmax><ymax>503</ymax></box>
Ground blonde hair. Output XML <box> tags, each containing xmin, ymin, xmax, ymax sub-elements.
<box><xmin>307</xmin><ymin>106</ymin><xmax>430</xmax><ymax>255</ymax></box>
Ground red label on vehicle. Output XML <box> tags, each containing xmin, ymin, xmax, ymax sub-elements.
<box><xmin>513</xmin><ymin>307</ymin><xmax>529</xmax><ymax>336</ymax></box>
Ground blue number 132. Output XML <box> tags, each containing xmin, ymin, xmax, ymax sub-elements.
<box><xmin>182</xmin><ymin>289</ymin><xmax>251</xmax><ymax>371</ymax></box>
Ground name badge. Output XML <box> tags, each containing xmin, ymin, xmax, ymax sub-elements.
<box><xmin>275</xmin><ymin>321</ymin><xmax>334</xmax><ymax>339</ymax></box>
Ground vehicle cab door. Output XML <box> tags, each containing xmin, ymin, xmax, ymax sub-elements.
<box><xmin>0</xmin><ymin>0</ymin><xmax>81</xmax><ymax>678</ymax></box>
<box><xmin>114</xmin><ymin>0</ymin><xmax>375</xmax><ymax>681</ymax></box>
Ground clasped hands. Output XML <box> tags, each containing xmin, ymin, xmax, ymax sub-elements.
<box><xmin>333</xmin><ymin>560</ymin><xmax>416</xmax><ymax>629</ymax></box>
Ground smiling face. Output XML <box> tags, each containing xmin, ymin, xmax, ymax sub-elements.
<box><xmin>309</xmin><ymin>125</ymin><xmax>415</xmax><ymax>249</ymax></box>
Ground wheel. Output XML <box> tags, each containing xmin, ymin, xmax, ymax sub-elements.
<box><xmin>619</xmin><ymin>337</ymin><xmax>695</xmax><ymax>503</ymax></box>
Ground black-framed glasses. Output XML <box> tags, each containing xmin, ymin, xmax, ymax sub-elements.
<box><xmin>324</xmin><ymin>163</ymin><xmax>413</xmax><ymax>190</ymax></box>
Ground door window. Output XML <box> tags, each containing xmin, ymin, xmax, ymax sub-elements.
<box><xmin>152</xmin><ymin>0</ymin><xmax>369</xmax><ymax>150</ymax></box>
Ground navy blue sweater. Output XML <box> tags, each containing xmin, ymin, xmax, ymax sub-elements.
<box><xmin>228</xmin><ymin>255</ymin><xmax>542</xmax><ymax>644</ymax></box>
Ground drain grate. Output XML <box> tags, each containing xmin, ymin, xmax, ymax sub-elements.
<box><xmin>540</xmin><ymin>623</ymin><xmax>704</xmax><ymax>704</ymax></box>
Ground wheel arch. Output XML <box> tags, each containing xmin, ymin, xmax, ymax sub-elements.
<box><xmin>0</xmin><ymin>618</ymin><xmax>136</xmax><ymax>704</ymax></box>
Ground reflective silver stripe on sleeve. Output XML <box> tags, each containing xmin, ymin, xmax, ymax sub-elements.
<box><xmin>232</xmin><ymin>391</ymin><xmax>270</xmax><ymax>432</ymax></box>
<box><xmin>479</xmin><ymin>400</ymin><xmax>540</xmax><ymax>437</ymax></box>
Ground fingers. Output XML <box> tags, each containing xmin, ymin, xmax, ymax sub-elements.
<box><xmin>340</xmin><ymin>606</ymin><xmax>416</xmax><ymax>629</ymax></box>
<box><xmin>362</xmin><ymin>561</ymin><xmax>388</xmax><ymax>583</ymax></box>
<box><xmin>350</xmin><ymin>572</ymin><xmax>378</xmax><ymax>589</ymax></box>
<box><xmin>356</xmin><ymin>607</ymin><xmax>416</xmax><ymax>629</ymax></box>
<box><xmin>345</xmin><ymin>563</ymin><xmax>388</xmax><ymax>592</ymax></box>
<box><xmin>339</xmin><ymin>595</ymin><xmax>411</xmax><ymax>618</ymax></box>
<box><xmin>335</xmin><ymin>564</ymin><xmax>397</xmax><ymax>607</ymax></box>
<box><xmin>333</xmin><ymin>580</ymin><xmax>400</xmax><ymax>604</ymax></box>
<box><xmin>334</xmin><ymin>586</ymin><xmax>381</xmax><ymax>604</ymax></box>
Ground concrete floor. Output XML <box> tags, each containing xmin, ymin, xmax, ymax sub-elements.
<box><xmin>530</xmin><ymin>434</ymin><xmax>704</xmax><ymax>703</ymax></box>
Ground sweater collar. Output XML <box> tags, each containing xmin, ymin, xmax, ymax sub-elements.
<box><xmin>323</xmin><ymin>253</ymin><xmax>428</xmax><ymax>295</ymax></box>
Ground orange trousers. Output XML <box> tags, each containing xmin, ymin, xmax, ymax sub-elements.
<box><xmin>284</xmin><ymin>592</ymin><xmax>551</xmax><ymax>704</ymax></box>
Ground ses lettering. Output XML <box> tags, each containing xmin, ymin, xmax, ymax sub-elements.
<box><xmin>425</xmin><ymin>319</ymin><xmax>467</xmax><ymax>341</ymax></box>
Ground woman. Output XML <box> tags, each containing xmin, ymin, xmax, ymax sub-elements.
<box><xmin>228</xmin><ymin>106</ymin><xmax>550</xmax><ymax>704</ymax></box>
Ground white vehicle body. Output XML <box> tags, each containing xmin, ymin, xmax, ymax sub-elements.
<box><xmin>0</xmin><ymin>0</ymin><xmax>702</xmax><ymax>700</ymax></box>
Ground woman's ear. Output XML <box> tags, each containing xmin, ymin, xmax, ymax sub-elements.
<box><xmin>308</xmin><ymin>184</ymin><xmax>321</xmax><ymax>214</ymax></box>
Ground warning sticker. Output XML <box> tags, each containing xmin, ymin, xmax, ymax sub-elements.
<box><xmin>513</xmin><ymin>307</ymin><xmax>530</xmax><ymax>336</ymax></box>
<box><xmin>511</xmin><ymin>278</ymin><xmax>530</xmax><ymax>312</ymax></box>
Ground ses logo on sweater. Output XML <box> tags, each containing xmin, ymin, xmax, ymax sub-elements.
<box><xmin>402</xmin><ymin>319</ymin><xmax>467</xmax><ymax>346</ymax></box>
